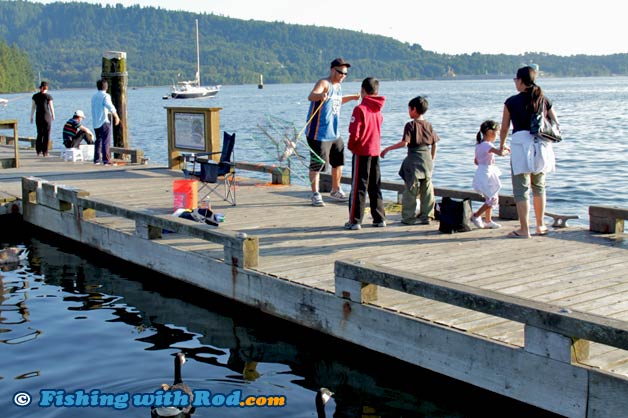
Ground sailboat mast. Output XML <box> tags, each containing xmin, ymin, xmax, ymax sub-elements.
<box><xmin>195</xmin><ymin>18</ymin><xmax>201</xmax><ymax>86</ymax></box>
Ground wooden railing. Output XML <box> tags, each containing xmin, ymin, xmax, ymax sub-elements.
<box><xmin>590</xmin><ymin>205</ymin><xmax>628</xmax><ymax>237</ymax></box>
<box><xmin>235</xmin><ymin>161</ymin><xmax>289</xmax><ymax>185</ymax></box>
<box><xmin>233</xmin><ymin>161</ymin><xmax>517</xmax><ymax>219</ymax></box>
<box><xmin>0</xmin><ymin>134</ymin><xmax>34</xmax><ymax>149</ymax></box>
<box><xmin>335</xmin><ymin>260</ymin><xmax>628</xmax><ymax>363</ymax></box>
<box><xmin>0</xmin><ymin>135</ymin><xmax>145</xmax><ymax>164</ymax></box>
<box><xmin>321</xmin><ymin>172</ymin><xmax>518</xmax><ymax>219</ymax></box>
<box><xmin>110</xmin><ymin>146</ymin><xmax>145</xmax><ymax>164</ymax></box>
<box><xmin>21</xmin><ymin>176</ymin><xmax>259</xmax><ymax>268</ymax></box>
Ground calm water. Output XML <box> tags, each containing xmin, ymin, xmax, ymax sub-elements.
<box><xmin>2</xmin><ymin>77</ymin><xmax>627</xmax><ymax>224</ymax></box>
<box><xmin>0</xmin><ymin>228</ymin><xmax>559</xmax><ymax>417</ymax></box>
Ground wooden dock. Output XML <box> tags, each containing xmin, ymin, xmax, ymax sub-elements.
<box><xmin>2</xmin><ymin>146</ymin><xmax>628</xmax><ymax>418</ymax></box>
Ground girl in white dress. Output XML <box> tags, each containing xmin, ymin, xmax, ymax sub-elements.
<box><xmin>471</xmin><ymin>120</ymin><xmax>509</xmax><ymax>229</ymax></box>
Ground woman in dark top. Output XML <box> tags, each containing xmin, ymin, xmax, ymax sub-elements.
<box><xmin>30</xmin><ymin>81</ymin><xmax>55</xmax><ymax>156</ymax></box>
<box><xmin>499</xmin><ymin>66</ymin><xmax>558</xmax><ymax>238</ymax></box>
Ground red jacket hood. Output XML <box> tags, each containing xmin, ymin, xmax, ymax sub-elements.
<box><xmin>361</xmin><ymin>95</ymin><xmax>385</xmax><ymax>112</ymax></box>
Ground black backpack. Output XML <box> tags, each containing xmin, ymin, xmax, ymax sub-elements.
<box><xmin>438</xmin><ymin>197</ymin><xmax>473</xmax><ymax>233</ymax></box>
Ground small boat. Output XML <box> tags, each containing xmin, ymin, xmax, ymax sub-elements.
<box><xmin>170</xmin><ymin>79</ymin><xmax>221</xmax><ymax>99</ymax></box>
<box><xmin>0</xmin><ymin>98</ymin><xmax>7</xmax><ymax>107</ymax></box>
<box><xmin>170</xmin><ymin>19</ymin><xmax>221</xmax><ymax>99</ymax></box>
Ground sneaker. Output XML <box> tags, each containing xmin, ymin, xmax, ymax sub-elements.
<box><xmin>329</xmin><ymin>189</ymin><xmax>348</xmax><ymax>201</ymax></box>
<box><xmin>471</xmin><ymin>215</ymin><xmax>485</xmax><ymax>229</ymax></box>
<box><xmin>311</xmin><ymin>192</ymin><xmax>325</xmax><ymax>207</ymax></box>
<box><xmin>485</xmin><ymin>221</ymin><xmax>502</xmax><ymax>229</ymax></box>
<box><xmin>373</xmin><ymin>221</ymin><xmax>387</xmax><ymax>227</ymax></box>
<box><xmin>344</xmin><ymin>222</ymin><xmax>361</xmax><ymax>230</ymax></box>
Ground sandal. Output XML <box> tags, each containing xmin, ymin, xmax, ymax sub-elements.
<box><xmin>507</xmin><ymin>230</ymin><xmax>531</xmax><ymax>239</ymax></box>
<box><xmin>536</xmin><ymin>226</ymin><xmax>549</xmax><ymax>236</ymax></box>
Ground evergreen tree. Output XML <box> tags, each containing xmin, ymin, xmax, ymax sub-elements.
<box><xmin>0</xmin><ymin>39</ymin><xmax>35</xmax><ymax>93</ymax></box>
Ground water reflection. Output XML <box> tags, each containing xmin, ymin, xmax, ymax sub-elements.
<box><xmin>0</xmin><ymin>229</ymin><xmax>560</xmax><ymax>417</ymax></box>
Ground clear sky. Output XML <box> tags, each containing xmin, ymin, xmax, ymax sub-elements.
<box><xmin>36</xmin><ymin>0</ymin><xmax>627</xmax><ymax>56</ymax></box>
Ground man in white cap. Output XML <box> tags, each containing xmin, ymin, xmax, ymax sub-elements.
<box><xmin>62</xmin><ymin>110</ymin><xmax>94</xmax><ymax>148</ymax></box>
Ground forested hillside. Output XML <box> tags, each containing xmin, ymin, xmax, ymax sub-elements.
<box><xmin>0</xmin><ymin>0</ymin><xmax>627</xmax><ymax>92</ymax></box>
<box><xmin>0</xmin><ymin>39</ymin><xmax>34</xmax><ymax>92</ymax></box>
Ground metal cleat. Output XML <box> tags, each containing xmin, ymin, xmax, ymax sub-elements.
<box><xmin>545</xmin><ymin>212</ymin><xmax>579</xmax><ymax>228</ymax></box>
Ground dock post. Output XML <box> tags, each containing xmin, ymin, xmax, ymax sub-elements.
<box><xmin>135</xmin><ymin>219</ymin><xmax>162</xmax><ymax>240</ymax></box>
<box><xmin>524</xmin><ymin>324</ymin><xmax>590</xmax><ymax>363</ymax></box>
<box><xmin>0</xmin><ymin>119</ymin><xmax>19</xmax><ymax>168</ymax></box>
<box><xmin>319</xmin><ymin>174</ymin><xmax>332</xmax><ymax>193</ymax></box>
<box><xmin>271</xmin><ymin>168</ymin><xmax>291</xmax><ymax>185</ymax></box>
<box><xmin>224</xmin><ymin>235</ymin><xmax>259</xmax><ymax>268</ymax></box>
<box><xmin>101</xmin><ymin>51</ymin><xmax>129</xmax><ymax>150</ymax></box>
<box><xmin>334</xmin><ymin>262</ymin><xmax>379</xmax><ymax>303</ymax></box>
<box><xmin>497</xmin><ymin>194</ymin><xmax>518</xmax><ymax>220</ymax></box>
<box><xmin>21</xmin><ymin>177</ymin><xmax>42</xmax><ymax>223</ymax></box>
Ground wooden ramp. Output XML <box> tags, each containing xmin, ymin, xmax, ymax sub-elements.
<box><xmin>2</xmin><ymin>148</ymin><xmax>628</xmax><ymax>417</ymax></box>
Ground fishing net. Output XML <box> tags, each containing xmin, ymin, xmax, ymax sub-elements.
<box><xmin>250</xmin><ymin>114</ymin><xmax>324</xmax><ymax>185</ymax></box>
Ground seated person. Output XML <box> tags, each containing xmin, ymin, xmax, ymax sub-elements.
<box><xmin>62</xmin><ymin>110</ymin><xmax>94</xmax><ymax>148</ymax></box>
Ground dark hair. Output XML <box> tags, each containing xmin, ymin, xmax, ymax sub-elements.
<box><xmin>476</xmin><ymin>120</ymin><xmax>500</xmax><ymax>143</ymax></box>
<box><xmin>361</xmin><ymin>77</ymin><xmax>379</xmax><ymax>95</ymax></box>
<box><xmin>39</xmin><ymin>81</ymin><xmax>48</xmax><ymax>89</ymax></box>
<box><xmin>516</xmin><ymin>66</ymin><xmax>544</xmax><ymax>113</ymax></box>
<box><xmin>97</xmin><ymin>79</ymin><xmax>108</xmax><ymax>91</ymax></box>
<box><xmin>408</xmin><ymin>96</ymin><xmax>428</xmax><ymax>115</ymax></box>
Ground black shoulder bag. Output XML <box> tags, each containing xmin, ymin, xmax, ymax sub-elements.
<box><xmin>530</xmin><ymin>99</ymin><xmax>562</xmax><ymax>143</ymax></box>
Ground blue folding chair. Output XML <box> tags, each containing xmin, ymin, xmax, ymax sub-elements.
<box><xmin>182</xmin><ymin>131</ymin><xmax>236</xmax><ymax>206</ymax></box>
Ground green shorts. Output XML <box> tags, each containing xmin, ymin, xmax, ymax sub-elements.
<box><xmin>511</xmin><ymin>171</ymin><xmax>545</xmax><ymax>201</ymax></box>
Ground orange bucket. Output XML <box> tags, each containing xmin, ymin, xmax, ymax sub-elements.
<box><xmin>173</xmin><ymin>179</ymin><xmax>198</xmax><ymax>210</ymax></box>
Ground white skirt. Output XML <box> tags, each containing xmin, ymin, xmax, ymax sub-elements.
<box><xmin>510</xmin><ymin>130</ymin><xmax>555</xmax><ymax>175</ymax></box>
<box><xmin>473</xmin><ymin>164</ymin><xmax>502</xmax><ymax>198</ymax></box>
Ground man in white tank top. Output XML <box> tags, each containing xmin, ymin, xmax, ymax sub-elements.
<box><xmin>305</xmin><ymin>58</ymin><xmax>360</xmax><ymax>207</ymax></box>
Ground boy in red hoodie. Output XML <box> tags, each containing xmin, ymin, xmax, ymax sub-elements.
<box><xmin>345</xmin><ymin>77</ymin><xmax>386</xmax><ymax>230</ymax></box>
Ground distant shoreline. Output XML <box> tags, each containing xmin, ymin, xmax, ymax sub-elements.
<box><xmin>3</xmin><ymin>74</ymin><xmax>628</xmax><ymax>95</ymax></box>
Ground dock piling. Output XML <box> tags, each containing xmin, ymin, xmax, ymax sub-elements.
<box><xmin>102</xmin><ymin>51</ymin><xmax>129</xmax><ymax>150</ymax></box>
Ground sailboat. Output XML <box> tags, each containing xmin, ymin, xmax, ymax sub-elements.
<box><xmin>170</xmin><ymin>19</ymin><xmax>221</xmax><ymax>99</ymax></box>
